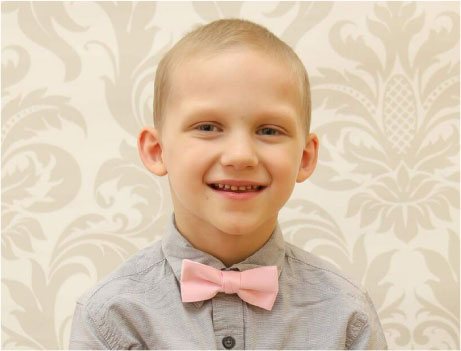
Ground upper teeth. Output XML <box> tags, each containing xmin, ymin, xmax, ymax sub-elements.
<box><xmin>215</xmin><ymin>184</ymin><xmax>260</xmax><ymax>190</ymax></box>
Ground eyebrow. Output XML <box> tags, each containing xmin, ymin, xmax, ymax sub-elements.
<box><xmin>182</xmin><ymin>104</ymin><xmax>299</xmax><ymax>125</ymax></box>
<box><xmin>182</xmin><ymin>105</ymin><xmax>222</xmax><ymax>121</ymax></box>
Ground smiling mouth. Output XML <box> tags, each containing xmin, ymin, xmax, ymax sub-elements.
<box><xmin>208</xmin><ymin>183</ymin><xmax>266</xmax><ymax>193</ymax></box>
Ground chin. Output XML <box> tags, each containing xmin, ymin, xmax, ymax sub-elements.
<box><xmin>215</xmin><ymin>219</ymin><xmax>269</xmax><ymax>237</ymax></box>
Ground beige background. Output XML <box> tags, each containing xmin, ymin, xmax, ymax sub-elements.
<box><xmin>2</xmin><ymin>1</ymin><xmax>459</xmax><ymax>349</ymax></box>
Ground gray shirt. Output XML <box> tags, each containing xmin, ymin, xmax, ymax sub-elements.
<box><xmin>69</xmin><ymin>216</ymin><xmax>387</xmax><ymax>349</ymax></box>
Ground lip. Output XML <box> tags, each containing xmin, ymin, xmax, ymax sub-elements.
<box><xmin>207</xmin><ymin>179</ymin><xmax>267</xmax><ymax>200</ymax></box>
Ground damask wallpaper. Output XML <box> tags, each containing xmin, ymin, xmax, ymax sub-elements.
<box><xmin>2</xmin><ymin>2</ymin><xmax>459</xmax><ymax>349</ymax></box>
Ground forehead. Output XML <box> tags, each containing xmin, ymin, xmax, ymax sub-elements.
<box><xmin>165</xmin><ymin>48</ymin><xmax>302</xmax><ymax>119</ymax></box>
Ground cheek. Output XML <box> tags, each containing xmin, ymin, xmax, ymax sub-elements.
<box><xmin>267</xmin><ymin>147</ymin><xmax>302</xmax><ymax>178</ymax></box>
<box><xmin>163</xmin><ymin>139</ymin><xmax>198</xmax><ymax>167</ymax></box>
<box><xmin>164</xmin><ymin>143</ymin><xmax>213</xmax><ymax>181</ymax></box>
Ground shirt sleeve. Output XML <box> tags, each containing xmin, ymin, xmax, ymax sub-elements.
<box><xmin>347</xmin><ymin>293</ymin><xmax>388</xmax><ymax>350</ymax></box>
<box><xmin>69</xmin><ymin>302</ymin><xmax>110</xmax><ymax>350</ymax></box>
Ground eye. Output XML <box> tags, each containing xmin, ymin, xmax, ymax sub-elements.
<box><xmin>195</xmin><ymin>123</ymin><xmax>220</xmax><ymax>132</ymax></box>
<box><xmin>257</xmin><ymin>127</ymin><xmax>282</xmax><ymax>136</ymax></box>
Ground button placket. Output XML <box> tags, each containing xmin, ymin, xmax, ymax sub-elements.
<box><xmin>212</xmin><ymin>294</ymin><xmax>245</xmax><ymax>349</ymax></box>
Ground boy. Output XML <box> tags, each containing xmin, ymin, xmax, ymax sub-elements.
<box><xmin>70</xmin><ymin>19</ymin><xmax>387</xmax><ymax>349</ymax></box>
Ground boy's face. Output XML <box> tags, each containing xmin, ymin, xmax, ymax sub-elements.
<box><xmin>139</xmin><ymin>48</ymin><xmax>318</xmax><ymax>239</ymax></box>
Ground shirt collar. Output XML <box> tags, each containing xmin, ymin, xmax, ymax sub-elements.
<box><xmin>162</xmin><ymin>214</ymin><xmax>286</xmax><ymax>283</ymax></box>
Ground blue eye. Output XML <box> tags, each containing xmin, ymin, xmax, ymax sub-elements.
<box><xmin>258</xmin><ymin>127</ymin><xmax>281</xmax><ymax>136</ymax></box>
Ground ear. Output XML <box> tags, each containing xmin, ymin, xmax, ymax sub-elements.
<box><xmin>296</xmin><ymin>133</ymin><xmax>319</xmax><ymax>183</ymax></box>
<box><xmin>137</xmin><ymin>126</ymin><xmax>167</xmax><ymax>176</ymax></box>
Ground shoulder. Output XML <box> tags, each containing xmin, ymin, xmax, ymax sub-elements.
<box><xmin>283</xmin><ymin>241</ymin><xmax>367</xmax><ymax>305</ymax></box>
<box><xmin>71</xmin><ymin>240</ymin><xmax>172</xmax><ymax>349</ymax></box>
<box><xmin>283</xmin><ymin>242</ymin><xmax>387</xmax><ymax>349</ymax></box>
<box><xmin>76</xmin><ymin>240</ymin><xmax>169</xmax><ymax>310</ymax></box>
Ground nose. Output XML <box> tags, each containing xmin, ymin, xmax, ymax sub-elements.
<box><xmin>220</xmin><ymin>134</ymin><xmax>258</xmax><ymax>170</ymax></box>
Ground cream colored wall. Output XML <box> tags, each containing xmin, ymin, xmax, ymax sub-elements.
<box><xmin>2</xmin><ymin>2</ymin><xmax>459</xmax><ymax>349</ymax></box>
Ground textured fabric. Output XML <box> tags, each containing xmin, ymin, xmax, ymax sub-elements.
<box><xmin>180</xmin><ymin>259</ymin><xmax>279</xmax><ymax>310</ymax></box>
<box><xmin>69</xmin><ymin>215</ymin><xmax>388</xmax><ymax>350</ymax></box>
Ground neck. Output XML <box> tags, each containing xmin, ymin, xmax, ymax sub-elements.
<box><xmin>174</xmin><ymin>214</ymin><xmax>276</xmax><ymax>267</ymax></box>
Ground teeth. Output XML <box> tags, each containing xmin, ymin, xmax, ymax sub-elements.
<box><xmin>212</xmin><ymin>183</ymin><xmax>262</xmax><ymax>191</ymax></box>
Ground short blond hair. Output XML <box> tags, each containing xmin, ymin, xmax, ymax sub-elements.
<box><xmin>154</xmin><ymin>19</ymin><xmax>311</xmax><ymax>134</ymax></box>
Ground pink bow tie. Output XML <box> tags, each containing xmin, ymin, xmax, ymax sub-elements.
<box><xmin>180</xmin><ymin>259</ymin><xmax>279</xmax><ymax>311</ymax></box>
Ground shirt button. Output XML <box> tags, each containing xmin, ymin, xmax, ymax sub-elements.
<box><xmin>222</xmin><ymin>336</ymin><xmax>235</xmax><ymax>349</ymax></box>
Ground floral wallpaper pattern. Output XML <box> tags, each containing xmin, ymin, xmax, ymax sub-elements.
<box><xmin>2</xmin><ymin>2</ymin><xmax>459</xmax><ymax>349</ymax></box>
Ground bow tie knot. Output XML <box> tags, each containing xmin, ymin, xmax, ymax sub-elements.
<box><xmin>221</xmin><ymin>270</ymin><xmax>241</xmax><ymax>294</ymax></box>
<box><xmin>180</xmin><ymin>259</ymin><xmax>279</xmax><ymax>310</ymax></box>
